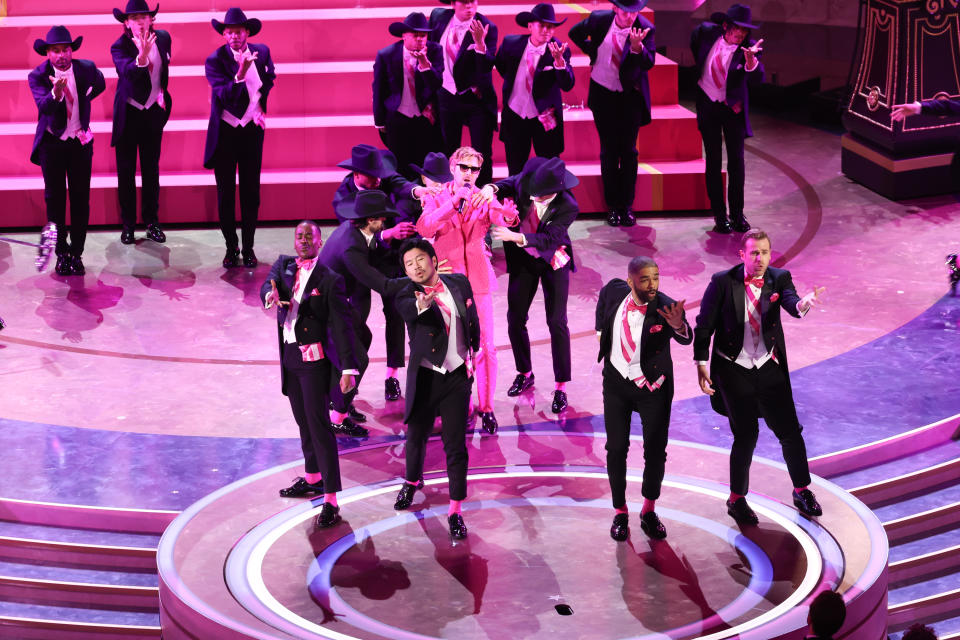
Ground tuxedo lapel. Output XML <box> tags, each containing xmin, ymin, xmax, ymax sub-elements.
<box><xmin>731</xmin><ymin>265</ymin><xmax>745</xmax><ymax>328</ymax></box>
<box><xmin>759</xmin><ymin>271</ymin><xmax>773</xmax><ymax>319</ymax></box>
<box><xmin>221</xmin><ymin>46</ymin><xmax>240</xmax><ymax>78</ymax></box>
<box><xmin>442</xmin><ymin>274</ymin><xmax>468</xmax><ymax>321</ymax></box>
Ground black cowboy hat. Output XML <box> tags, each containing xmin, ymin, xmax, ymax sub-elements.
<box><xmin>389</xmin><ymin>12</ymin><xmax>433</xmax><ymax>37</ymax></box>
<box><xmin>611</xmin><ymin>0</ymin><xmax>649</xmax><ymax>12</ymax></box>
<box><xmin>516</xmin><ymin>4</ymin><xmax>566</xmax><ymax>27</ymax></box>
<box><xmin>523</xmin><ymin>156</ymin><xmax>578</xmax><ymax>197</ymax></box>
<box><xmin>113</xmin><ymin>0</ymin><xmax>159</xmax><ymax>22</ymax></box>
<box><xmin>337</xmin><ymin>144</ymin><xmax>397</xmax><ymax>179</ymax></box>
<box><xmin>410</xmin><ymin>152</ymin><xmax>454</xmax><ymax>183</ymax></box>
<box><xmin>335</xmin><ymin>190</ymin><xmax>399</xmax><ymax>221</ymax></box>
<box><xmin>33</xmin><ymin>26</ymin><xmax>83</xmax><ymax>56</ymax></box>
<box><xmin>711</xmin><ymin>3</ymin><xmax>759</xmax><ymax>29</ymax></box>
<box><xmin>212</xmin><ymin>8</ymin><xmax>262</xmax><ymax>37</ymax></box>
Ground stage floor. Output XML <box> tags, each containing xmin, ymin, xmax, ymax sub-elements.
<box><xmin>2</xmin><ymin>109</ymin><xmax>960</xmax><ymax>639</ymax></box>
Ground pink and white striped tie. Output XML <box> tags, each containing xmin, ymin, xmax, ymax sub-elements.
<box><xmin>745</xmin><ymin>277</ymin><xmax>763</xmax><ymax>348</ymax></box>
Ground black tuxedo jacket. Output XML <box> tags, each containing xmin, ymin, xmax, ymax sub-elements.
<box><xmin>317</xmin><ymin>221</ymin><xmax>389</xmax><ymax>306</ymax></box>
<box><xmin>110</xmin><ymin>29</ymin><xmax>172</xmax><ymax>145</ymax></box>
<box><xmin>203</xmin><ymin>43</ymin><xmax>276</xmax><ymax>168</ymax></box>
<box><xmin>396</xmin><ymin>273</ymin><xmax>481</xmax><ymax>422</ymax></box>
<box><xmin>372</xmin><ymin>40</ymin><xmax>443</xmax><ymax>127</ymax></box>
<box><xmin>428</xmin><ymin>9</ymin><xmax>498</xmax><ymax>115</ymax></box>
<box><xmin>28</xmin><ymin>59</ymin><xmax>106</xmax><ymax>165</ymax></box>
<box><xmin>568</xmin><ymin>10</ymin><xmax>655</xmax><ymax>125</ymax></box>
<box><xmin>259</xmin><ymin>257</ymin><xmax>362</xmax><ymax>394</ymax></box>
<box><xmin>494</xmin><ymin>34</ymin><xmax>574</xmax><ymax>117</ymax></box>
<box><xmin>493</xmin><ymin>173</ymin><xmax>579</xmax><ymax>272</ymax></box>
<box><xmin>690</xmin><ymin>21</ymin><xmax>764</xmax><ymax>136</ymax></box>
<box><xmin>332</xmin><ymin>174</ymin><xmax>418</xmax><ymax>225</ymax></box>
<box><xmin>595</xmin><ymin>280</ymin><xmax>692</xmax><ymax>384</ymax></box>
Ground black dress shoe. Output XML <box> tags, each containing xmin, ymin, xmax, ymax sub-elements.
<box><xmin>640</xmin><ymin>511</ymin><xmax>667</xmax><ymax>539</ymax></box>
<box><xmin>279</xmin><ymin>476</ymin><xmax>324</xmax><ymax>498</ymax></box>
<box><xmin>346</xmin><ymin>404</ymin><xmax>367</xmax><ymax>423</ymax></box>
<box><xmin>478</xmin><ymin>411</ymin><xmax>498</xmax><ymax>435</ymax></box>
<box><xmin>331</xmin><ymin>416</ymin><xmax>368</xmax><ymax>437</ymax></box>
<box><xmin>54</xmin><ymin>255</ymin><xmax>73</xmax><ymax>276</ymax></box>
<box><xmin>70</xmin><ymin>254</ymin><xmax>85</xmax><ymax>276</ymax></box>
<box><xmin>145</xmin><ymin>223</ymin><xmax>166</xmax><ymax>243</ymax></box>
<box><xmin>506</xmin><ymin>373</ymin><xmax>535</xmax><ymax>397</ymax></box>
<box><xmin>620</xmin><ymin>210</ymin><xmax>636</xmax><ymax>227</ymax></box>
<box><xmin>606</xmin><ymin>211</ymin><xmax>620</xmax><ymax>227</ymax></box>
<box><xmin>120</xmin><ymin>227</ymin><xmax>135</xmax><ymax>245</ymax></box>
<box><xmin>712</xmin><ymin>219</ymin><xmax>732</xmax><ymax>234</ymax></box>
<box><xmin>222</xmin><ymin>247</ymin><xmax>240</xmax><ymax>268</ymax></box>
<box><xmin>394</xmin><ymin>479</ymin><xmax>424</xmax><ymax>510</ymax></box>
<box><xmin>385</xmin><ymin>377</ymin><xmax>402</xmax><ymax>401</ymax></box>
<box><xmin>551</xmin><ymin>390</ymin><xmax>568</xmax><ymax>413</ymax></box>
<box><xmin>610</xmin><ymin>513</ymin><xmax>629</xmax><ymax>541</ymax></box>
<box><xmin>730</xmin><ymin>216</ymin><xmax>750</xmax><ymax>233</ymax></box>
<box><xmin>727</xmin><ymin>497</ymin><xmax>759</xmax><ymax>525</ymax></box>
<box><xmin>793</xmin><ymin>489</ymin><xmax>823</xmax><ymax>516</ymax></box>
<box><xmin>315</xmin><ymin>502</ymin><xmax>341</xmax><ymax>528</ymax></box>
<box><xmin>241</xmin><ymin>249</ymin><xmax>258</xmax><ymax>268</ymax></box>
<box><xmin>448</xmin><ymin>513</ymin><xmax>468</xmax><ymax>539</ymax></box>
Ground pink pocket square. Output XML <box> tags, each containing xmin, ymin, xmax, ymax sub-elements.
<box><xmin>769</xmin><ymin>293</ymin><xmax>780</xmax><ymax>302</ymax></box>
<box><xmin>650</xmin><ymin>324</ymin><xmax>663</xmax><ymax>334</ymax></box>
<box><xmin>466</xmin><ymin>298</ymin><xmax>473</xmax><ymax>308</ymax></box>
<box><xmin>310</xmin><ymin>287</ymin><xmax>320</xmax><ymax>297</ymax></box>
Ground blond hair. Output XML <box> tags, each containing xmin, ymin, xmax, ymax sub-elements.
<box><xmin>449</xmin><ymin>146</ymin><xmax>483</xmax><ymax>168</ymax></box>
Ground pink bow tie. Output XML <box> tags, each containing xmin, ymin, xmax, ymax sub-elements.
<box><xmin>626</xmin><ymin>299</ymin><xmax>647</xmax><ymax>313</ymax></box>
<box><xmin>745</xmin><ymin>276</ymin><xmax>764</xmax><ymax>288</ymax></box>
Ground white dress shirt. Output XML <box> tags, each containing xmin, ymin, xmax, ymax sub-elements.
<box><xmin>698</xmin><ymin>36</ymin><xmax>759</xmax><ymax>103</ymax></box>
<box><xmin>591</xmin><ymin>21</ymin><xmax>631</xmax><ymax>92</ymax></box>
<box><xmin>49</xmin><ymin>66</ymin><xmax>81</xmax><ymax>140</ymax></box>
<box><xmin>222</xmin><ymin>46</ymin><xmax>263</xmax><ymax>128</ymax></box>
<box><xmin>398</xmin><ymin>47</ymin><xmax>426</xmax><ymax>118</ymax></box>
<box><xmin>440</xmin><ymin>15</ymin><xmax>473</xmax><ymax>94</ymax></box>
<box><xmin>418</xmin><ymin>282</ymin><xmax>466</xmax><ymax>373</ymax></box>
<box><xmin>128</xmin><ymin>43</ymin><xmax>162</xmax><ymax>110</ymax></box>
<box><xmin>507</xmin><ymin>41</ymin><xmax>547</xmax><ymax>118</ymax></box>
<box><xmin>280</xmin><ymin>259</ymin><xmax>317</xmax><ymax>345</ymax></box>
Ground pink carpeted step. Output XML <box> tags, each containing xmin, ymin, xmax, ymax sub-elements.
<box><xmin>0</xmin><ymin>6</ymin><xmax>653</xmax><ymax>68</ymax></box>
<box><xmin>6</xmin><ymin>0</ymin><xmax>652</xmax><ymax>17</ymax></box>
<box><xmin>0</xmin><ymin>158</ymin><xmax>713</xmax><ymax>228</ymax></box>
<box><xmin>0</xmin><ymin>105</ymin><xmax>701</xmax><ymax>176</ymax></box>
<box><xmin>0</xmin><ymin>55</ymin><xmax>679</xmax><ymax>122</ymax></box>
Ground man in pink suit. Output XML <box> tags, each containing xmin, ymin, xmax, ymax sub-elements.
<box><xmin>417</xmin><ymin>145</ymin><xmax>518</xmax><ymax>434</ymax></box>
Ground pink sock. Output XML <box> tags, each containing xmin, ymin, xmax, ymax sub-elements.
<box><xmin>520</xmin><ymin>371</ymin><xmax>531</xmax><ymax>377</ymax></box>
<box><xmin>324</xmin><ymin>493</ymin><xmax>338</xmax><ymax>507</ymax></box>
<box><xmin>405</xmin><ymin>478</ymin><xmax>420</xmax><ymax>486</ymax></box>
<box><xmin>386</xmin><ymin>367</ymin><xmax>398</xmax><ymax>378</ymax></box>
<box><xmin>615</xmin><ymin>506</ymin><xmax>629</xmax><ymax>515</ymax></box>
<box><xmin>794</xmin><ymin>486</ymin><xmax>807</xmax><ymax>493</ymax></box>
<box><xmin>304</xmin><ymin>472</ymin><xmax>323</xmax><ymax>484</ymax></box>
<box><xmin>729</xmin><ymin>492</ymin><xmax>746</xmax><ymax>502</ymax></box>
<box><xmin>555</xmin><ymin>381</ymin><xmax>566</xmax><ymax>391</ymax></box>
<box><xmin>641</xmin><ymin>499</ymin><xmax>656</xmax><ymax>515</ymax></box>
<box><xmin>448</xmin><ymin>500</ymin><xmax>462</xmax><ymax>515</ymax></box>
<box><xmin>330</xmin><ymin>410</ymin><xmax>347</xmax><ymax>423</ymax></box>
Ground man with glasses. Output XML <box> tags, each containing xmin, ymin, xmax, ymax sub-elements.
<box><xmin>417</xmin><ymin>146</ymin><xmax>518</xmax><ymax>434</ymax></box>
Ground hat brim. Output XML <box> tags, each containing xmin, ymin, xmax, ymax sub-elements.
<box><xmin>212</xmin><ymin>18</ymin><xmax>262</xmax><ymax>37</ymax></box>
<box><xmin>611</xmin><ymin>0</ymin><xmax>649</xmax><ymax>12</ymax></box>
<box><xmin>337</xmin><ymin>160</ymin><xmax>395</xmax><ymax>180</ymax></box>
<box><xmin>528</xmin><ymin>171</ymin><xmax>579</xmax><ymax>197</ymax></box>
<box><xmin>34</xmin><ymin>35</ymin><xmax>83</xmax><ymax>56</ymax></box>
<box><xmin>409</xmin><ymin>162</ymin><xmax>453</xmax><ymax>183</ymax></box>
<box><xmin>113</xmin><ymin>4</ymin><xmax>159</xmax><ymax>22</ymax></box>
<box><xmin>731</xmin><ymin>19</ymin><xmax>760</xmax><ymax>29</ymax></box>
<box><xmin>388</xmin><ymin>22</ymin><xmax>433</xmax><ymax>37</ymax></box>
<box><xmin>516</xmin><ymin>12</ymin><xmax>566</xmax><ymax>27</ymax></box>
<box><xmin>713</xmin><ymin>12</ymin><xmax>758</xmax><ymax>29</ymax></box>
<box><xmin>336</xmin><ymin>203</ymin><xmax>400</xmax><ymax>220</ymax></box>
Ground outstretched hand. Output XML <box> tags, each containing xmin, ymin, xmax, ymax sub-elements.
<box><xmin>742</xmin><ymin>38</ymin><xmax>763</xmax><ymax>66</ymax></box>
<box><xmin>267</xmin><ymin>279</ymin><xmax>289</xmax><ymax>308</ymax></box>
<box><xmin>799</xmin><ymin>286</ymin><xmax>826</xmax><ymax>313</ymax></box>
<box><xmin>656</xmin><ymin>299</ymin><xmax>686</xmax><ymax>330</ymax></box>
<box><xmin>629</xmin><ymin>27</ymin><xmax>651</xmax><ymax>53</ymax></box>
<box><xmin>415</xmin><ymin>289</ymin><xmax>438</xmax><ymax>311</ymax></box>
<box><xmin>891</xmin><ymin>102</ymin><xmax>922</xmax><ymax>122</ymax></box>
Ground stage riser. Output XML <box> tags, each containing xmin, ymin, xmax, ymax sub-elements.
<box><xmin>0</xmin><ymin>168</ymin><xmax>713</xmax><ymax>227</ymax></box>
<box><xmin>0</xmin><ymin>9</ymin><xmax>652</xmax><ymax>68</ymax></box>
<box><xmin>0</xmin><ymin>61</ymin><xmax>679</xmax><ymax>121</ymax></box>
<box><xmin>0</xmin><ymin>115</ymin><xmax>702</xmax><ymax>176</ymax></box>
<box><xmin>840</xmin><ymin>148</ymin><xmax>957</xmax><ymax>201</ymax></box>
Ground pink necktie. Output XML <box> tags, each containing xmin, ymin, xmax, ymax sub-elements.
<box><xmin>446</xmin><ymin>27</ymin><xmax>462</xmax><ymax>66</ymax></box>
<box><xmin>521</xmin><ymin>201</ymin><xmax>540</xmax><ymax>259</ymax></box>
<box><xmin>292</xmin><ymin>257</ymin><xmax>324</xmax><ymax>361</ymax></box>
<box><xmin>424</xmin><ymin>280</ymin><xmax>451</xmax><ymax>334</ymax></box>
<box><xmin>525</xmin><ymin>48</ymin><xmax>538</xmax><ymax>94</ymax></box>
<box><xmin>620</xmin><ymin>300</ymin><xmax>663</xmax><ymax>390</ymax></box>
<box><xmin>406</xmin><ymin>56</ymin><xmax>418</xmax><ymax>101</ymax></box>
<box><xmin>744</xmin><ymin>279</ymin><xmax>762</xmax><ymax>348</ymax></box>
<box><xmin>711</xmin><ymin>48</ymin><xmax>727</xmax><ymax>88</ymax></box>
<box><xmin>63</xmin><ymin>83</ymin><xmax>75</xmax><ymax>122</ymax></box>
<box><xmin>611</xmin><ymin>28</ymin><xmax>628</xmax><ymax>73</ymax></box>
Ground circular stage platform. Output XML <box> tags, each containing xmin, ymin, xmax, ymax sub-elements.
<box><xmin>158</xmin><ymin>434</ymin><xmax>889</xmax><ymax>640</ymax></box>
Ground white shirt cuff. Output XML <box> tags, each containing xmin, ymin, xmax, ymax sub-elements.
<box><xmin>341</xmin><ymin>369</ymin><xmax>360</xmax><ymax>376</ymax></box>
<box><xmin>745</xmin><ymin>58</ymin><xmax>759</xmax><ymax>73</ymax></box>
<box><xmin>695</xmin><ymin>360</ymin><xmax>708</xmax><ymax>366</ymax></box>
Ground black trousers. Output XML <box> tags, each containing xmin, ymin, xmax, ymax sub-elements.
<box><xmin>587</xmin><ymin>80</ymin><xmax>643</xmax><ymax>212</ymax></box>
<box><xmin>115</xmin><ymin>103</ymin><xmax>165</xmax><ymax>229</ymax></box>
<box><xmin>329</xmin><ymin>301</ymin><xmax>372</xmax><ymax>414</ymax></box>
<box><xmin>282</xmin><ymin>343</ymin><xmax>341</xmax><ymax>492</ymax></box>
<box><xmin>38</xmin><ymin>134</ymin><xmax>93</xmax><ymax>257</ymax></box>
<box><xmin>382</xmin><ymin>111</ymin><xmax>443</xmax><ymax>182</ymax></box>
<box><xmin>213</xmin><ymin>120</ymin><xmax>264</xmax><ymax>251</ymax></box>
<box><xmin>405</xmin><ymin>365</ymin><xmax>471</xmax><ymax>500</ymax></box>
<box><xmin>438</xmin><ymin>89</ymin><xmax>496</xmax><ymax>186</ymax></box>
<box><xmin>500</xmin><ymin>107</ymin><xmax>564</xmax><ymax>176</ymax></box>
<box><xmin>506</xmin><ymin>255</ymin><xmax>571</xmax><ymax>382</ymax></box>
<box><xmin>696</xmin><ymin>88</ymin><xmax>746</xmax><ymax>220</ymax></box>
<box><xmin>713</xmin><ymin>357</ymin><xmax>811</xmax><ymax>495</ymax></box>
<box><xmin>603</xmin><ymin>368</ymin><xmax>672</xmax><ymax>508</ymax></box>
